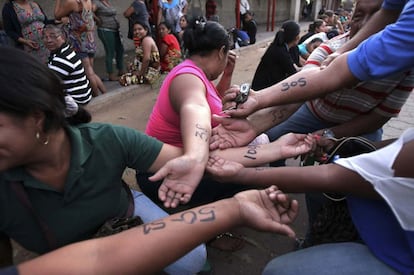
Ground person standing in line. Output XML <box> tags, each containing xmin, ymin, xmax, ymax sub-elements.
<box><xmin>157</xmin><ymin>0</ymin><xmax>188</xmax><ymax>34</ymax></box>
<box><xmin>94</xmin><ymin>0</ymin><xmax>125</xmax><ymax>81</ymax></box>
<box><xmin>239</xmin><ymin>0</ymin><xmax>250</xmax><ymax>29</ymax></box>
<box><xmin>54</xmin><ymin>0</ymin><xmax>107</xmax><ymax>97</ymax></box>
<box><xmin>205</xmin><ymin>0</ymin><xmax>218</xmax><ymax>21</ymax></box>
<box><xmin>123</xmin><ymin>0</ymin><xmax>150</xmax><ymax>45</ymax></box>
<box><xmin>2</xmin><ymin>0</ymin><xmax>55</xmax><ymax>63</ymax></box>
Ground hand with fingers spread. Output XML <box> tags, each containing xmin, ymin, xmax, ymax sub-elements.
<box><xmin>234</xmin><ymin>185</ymin><xmax>299</xmax><ymax>238</ymax></box>
<box><xmin>149</xmin><ymin>155</ymin><xmax>206</xmax><ymax>208</ymax></box>
<box><xmin>209</xmin><ymin>114</ymin><xmax>257</xmax><ymax>150</ymax></box>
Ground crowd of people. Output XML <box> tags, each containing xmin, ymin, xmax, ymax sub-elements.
<box><xmin>1</xmin><ymin>0</ymin><xmax>414</xmax><ymax>274</ymax></box>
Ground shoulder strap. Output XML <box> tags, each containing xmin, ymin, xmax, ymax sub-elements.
<box><xmin>9</xmin><ymin>181</ymin><xmax>58</xmax><ymax>250</ymax></box>
<box><xmin>121</xmin><ymin>179</ymin><xmax>135</xmax><ymax>217</ymax></box>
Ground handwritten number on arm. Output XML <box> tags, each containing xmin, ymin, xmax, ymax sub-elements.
<box><xmin>195</xmin><ymin>123</ymin><xmax>209</xmax><ymax>142</ymax></box>
<box><xmin>143</xmin><ymin>207</ymin><xmax>216</xmax><ymax>234</ymax></box>
<box><xmin>281</xmin><ymin>77</ymin><xmax>306</xmax><ymax>92</ymax></box>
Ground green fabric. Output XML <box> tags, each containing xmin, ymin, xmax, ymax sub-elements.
<box><xmin>0</xmin><ymin>123</ymin><xmax>163</xmax><ymax>254</ymax></box>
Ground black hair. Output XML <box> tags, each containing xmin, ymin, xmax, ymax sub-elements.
<box><xmin>309</xmin><ymin>37</ymin><xmax>323</xmax><ymax>44</ymax></box>
<box><xmin>308</xmin><ymin>19</ymin><xmax>325</xmax><ymax>32</ymax></box>
<box><xmin>159</xmin><ymin>21</ymin><xmax>173</xmax><ymax>32</ymax></box>
<box><xmin>183</xmin><ymin>17</ymin><xmax>230</xmax><ymax>57</ymax></box>
<box><xmin>132</xmin><ymin>20</ymin><xmax>152</xmax><ymax>37</ymax></box>
<box><xmin>0</xmin><ymin>47</ymin><xmax>90</xmax><ymax>132</ymax></box>
<box><xmin>273</xmin><ymin>20</ymin><xmax>300</xmax><ymax>46</ymax></box>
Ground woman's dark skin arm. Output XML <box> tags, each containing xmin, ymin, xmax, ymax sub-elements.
<box><xmin>16</xmin><ymin>187</ymin><xmax>298</xmax><ymax>275</ymax></box>
<box><xmin>207</xmin><ymin>139</ymin><xmax>414</xmax><ymax>199</ymax></box>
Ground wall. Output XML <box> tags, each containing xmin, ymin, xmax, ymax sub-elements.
<box><xmin>0</xmin><ymin>0</ymin><xmax>293</xmax><ymax>57</ymax></box>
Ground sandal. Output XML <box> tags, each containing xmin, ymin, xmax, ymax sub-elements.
<box><xmin>207</xmin><ymin>232</ymin><xmax>245</xmax><ymax>252</ymax></box>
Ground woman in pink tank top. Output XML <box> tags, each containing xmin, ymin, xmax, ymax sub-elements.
<box><xmin>139</xmin><ymin>18</ymin><xmax>312</xmax><ymax>215</ymax></box>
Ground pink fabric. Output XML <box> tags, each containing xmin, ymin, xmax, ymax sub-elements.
<box><xmin>146</xmin><ymin>59</ymin><xmax>223</xmax><ymax>147</ymax></box>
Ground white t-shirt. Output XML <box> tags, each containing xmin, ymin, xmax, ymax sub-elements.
<box><xmin>335</xmin><ymin>128</ymin><xmax>414</xmax><ymax>231</ymax></box>
<box><xmin>240</xmin><ymin>0</ymin><xmax>250</xmax><ymax>15</ymax></box>
<box><xmin>302</xmin><ymin>32</ymin><xmax>328</xmax><ymax>46</ymax></box>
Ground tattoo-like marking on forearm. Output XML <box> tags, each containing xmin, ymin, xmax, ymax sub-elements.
<box><xmin>171</xmin><ymin>207</ymin><xmax>216</xmax><ymax>224</ymax></box>
<box><xmin>255</xmin><ymin>167</ymin><xmax>272</xmax><ymax>171</ymax></box>
<box><xmin>198</xmin><ymin>206</ymin><xmax>216</xmax><ymax>222</ymax></box>
<box><xmin>143</xmin><ymin>220</ymin><xmax>166</xmax><ymax>234</ymax></box>
<box><xmin>270</xmin><ymin>108</ymin><xmax>287</xmax><ymax>123</ymax></box>
<box><xmin>244</xmin><ymin>144</ymin><xmax>260</xmax><ymax>160</ymax></box>
<box><xmin>195</xmin><ymin>123</ymin><xmax>209</xmax><ymax>142</ymax></box>
<box><xmin>142</xmin><ymin>207</ymin><xmax>217</xmax><ymax>235</ymax></box>
<box><xmin>280</xmin><ymin>77</ymin><xmax>306</xmax><ymax>92</ymax></box>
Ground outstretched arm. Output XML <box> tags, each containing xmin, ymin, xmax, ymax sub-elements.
<box><xmin>210</xmin><ymin>132</ymin><xmax>312</xmax><ymax>167</ymax></box>
<box><xmin>17</xmin><ymin>187</ymin><xmax>298</xmax><ymax>275</ymax></box>
<box><xmin>210</xmin><ymin>103</ymin><xmax>301</xmax><ymax>150</ymax></box>
<box><xmin>223</xmin><ymin>54</ymin><xmax>358</xmax><ymax>118</ymax></box>
<box><xmin>207</xmin><ymin>156</ymin><xmax>377</xmax><ymax>198</ymax></box>
<box><xmin>150</xmin><ymin>74</ymin><xmax>212</xmax><ymax>208</ymax></box>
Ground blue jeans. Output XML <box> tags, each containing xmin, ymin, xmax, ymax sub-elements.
<box><xmin>265</xmin><ymin>104</ymin><xmax>383</xmax><ymax>142</ymax></box>
<box><xmin>262</xmin><ymin>242</ymin><xmax>400</xmax><ymax>275</ymax></box>
<box><xmin>132</xmin><ymin>190</ymin><xmax>207</xmax><ymax>275</ymax></box>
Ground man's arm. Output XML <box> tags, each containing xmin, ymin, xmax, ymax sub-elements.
<box><xmin>207</xmin><ymin>157</ymin><xmax>378</xmax><ymax>198</ymax></box>
<box><xmin>335</xmin><ymin>7</ymin><xmax>401</xmax><ymax>55</ymax></box>
<box><xmin>222</xmin><ymin>53</ymin><xmax>358</xmax><ymax>118</ymax></box>
<box><xmin>17</xmin><ymin>187</ymin><xmax>298</xmax><ymax>275</ymax></box>
<box><xmin>315</xmin><ymin>111</ymin><xmax>390</xmax><ymax>139</ymax></box>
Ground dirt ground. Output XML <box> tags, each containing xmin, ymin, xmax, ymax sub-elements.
<box><xmin>13</xmin><ymin>28</ymin><xmax>309</xmax><ymax>275</ymax></box>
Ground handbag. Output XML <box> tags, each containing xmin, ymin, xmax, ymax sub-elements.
<box><xmin>94</xmin><ymin>180</ymin><xmax>144</xmax><ymax>238</ymax></box>
<box><xmin>302</xmin><ymin>136</ymin><xmax>377</xmax><ymax>248</ymax></box>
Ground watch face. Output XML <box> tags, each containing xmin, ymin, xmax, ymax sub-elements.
<box><xmin>323</xmin><ymin>129</ymin><xmax>335</xmax><ymax>138</ymax></box>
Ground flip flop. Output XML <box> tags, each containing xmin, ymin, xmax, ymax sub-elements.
<box><xmin>207</xmin><ymin>232</ymin><xmax>245</xmax><ymax>252</ymax></box>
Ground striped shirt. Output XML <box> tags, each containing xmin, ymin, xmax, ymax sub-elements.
<box><xmin>303</xmin><ymin>32</ymin><xmax>414</xmax><ymax>123</ymax></box>
<box><xmin>47</xmin><ymin>43</ymin><xmax>92</xmax><ymax>105</ymax></box>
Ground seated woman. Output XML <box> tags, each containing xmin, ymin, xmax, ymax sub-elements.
<box><xmin>137</xmin><ymin>18</ymin><xmax>310</xmax><ymax>211</ymax></box>
<box><xmin>0</xmin><ymin>47</ymin><xmax>205</xmax><ymax>275</ymax></box>
<box><xmin>119</xmin><ymin>20</ymin><xmax>161</xmax><ymax>86</ymax></box>
<box><xmin>251</xmin><ymin>21</ymin><xmax>300</xmax><ymax>91</ymax></box>
<box><xmin>298</xmin><ymin>19</ymin><xmax>327</xmax><ymax>44</ymax></box>
<box><xmin>158</xmin><ymin>21</ymin><xmax>182</xmax><ymax>73</ymax></box>
<box><xmin>297</xmin><ymin>37</ymin><xmax>323</xmax><ymax>66</ymax></box>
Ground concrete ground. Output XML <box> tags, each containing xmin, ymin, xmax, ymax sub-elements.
<box><xmin>12</xmin><ymin>21</ymin><xmax>414</xmax><ymax>274</ymax></box>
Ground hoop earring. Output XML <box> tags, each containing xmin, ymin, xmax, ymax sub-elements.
<box><xmin>35</xmin><ymin>131</ymin><xmax>49</xmax><ymax>145</ymax></box>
